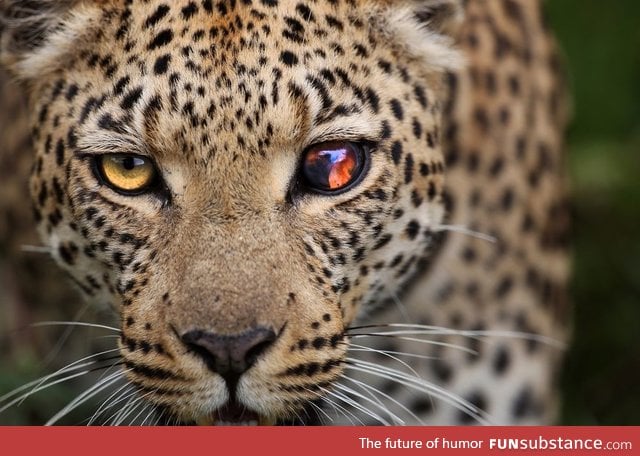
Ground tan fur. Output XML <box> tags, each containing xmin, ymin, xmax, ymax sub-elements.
<box><xmin>0</xmin><ymin>0</ymin><xmax>569</xmax><ymax>425</ymax></box>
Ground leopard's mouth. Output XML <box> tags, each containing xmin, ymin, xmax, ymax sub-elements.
<box><xmin>195</xmin><ymin>402</ymin><xmax>275</xmax><ymax>426</ymax></box>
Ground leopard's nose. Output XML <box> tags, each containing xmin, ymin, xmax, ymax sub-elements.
<box><xmin>181</xmin><ymin>327</ymin><xmax>276</xmax><ymax>386</ymax></box>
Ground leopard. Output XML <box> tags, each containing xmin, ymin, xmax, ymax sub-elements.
<box><xmin>0</xmin><ymin>0</ymin><xmax>571</xmax><ymax>425</ymax></box>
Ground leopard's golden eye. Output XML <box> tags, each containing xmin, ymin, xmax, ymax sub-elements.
<box><xmin>97</xmin><ymin>154</ymin><xmax>157</xmax><ymax>194</ymax></box>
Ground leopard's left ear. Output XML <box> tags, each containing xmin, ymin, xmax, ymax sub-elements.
<box><xmin>0</xmin><ymin>0</ymin><xmax>102</xmax><ymax>81</ymax></box>
<box><xmin>366</xmin><ymin>0</ymin><xmax>465</xmax><ymax>72</ymax></box>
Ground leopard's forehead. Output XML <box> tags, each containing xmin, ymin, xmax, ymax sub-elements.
<box><xmin>65</xmin><ymin>0</ymin><xmax>426</xmax><ymax>163</ymax></box>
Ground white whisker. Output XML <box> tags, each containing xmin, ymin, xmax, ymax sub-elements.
<box><xmin>389</xmin><ymin>291</ymin><xmax>413</xmax><ymax>323</ymax></box>
<box><xmin>349</xmin><ymin>345</ymin><xmax>436</xmax><ymax>362</ymax></box>
<box><xmin>433</xmin><ymin>224</ymin><xmax>498</xmax><ymax>243</ymax></box>
<box><xmin>141</xmin><ymin>403</ymin><xmax>161</xmax><ymax>426</ymax></box>
<box><xmin>346</xmin><ymin>358</ymin><xmax>491</xmax><ymax>425</ymax></box>
<box><xmin>0</xmin><ymin>370</ymin><xmax>93</xmax><ymax>414</ymax></box>
<box><xmin>128</xmin><ymin>398</ymin><xmax>156</xmax><ymax>425</ymax></box>
<box><xmin>342</xmin><ymin>375</ymin><xmax>424</xmax><ymax>425</ymax></box>
<box><xmin>46</xmin><ymin>368</ymin><xmax>127</xmax><ymax>425</ymax></box>
<box><xmin>324</xmin><ymin>387</ymin><xmax>390</xmax><ymax>425</ymax></box>
<box><xmin>348</xmin><ymin>324</ymin><xmax>566</xmax><ymax>349</ymax></box>
<box><xmin>31</xmin><ymin>321</ymin><xmax>121</xmax><ymax>333</ymax></box>
<box><xmin>102</xmin><ymin>388</ymin><xmax>140</xmax><ymax>426</ymax></box>
<box><xmin>317</xmin><ymin>387</ymin><xmax>362</xmax><ymax>425</ymax></box>
<box><xmin>112</xmin><ymin>388</ymin><xmax>160</xmax><ymax>426</ymax></box>
<box><xmin>41</xmin><ymin>304</ymin><xmax>91</xmax><ymax>368</ymax></box>
<box><xmin>88</xmin><ymin>382</ymin><xmax>134</xmax><ymax>425</ymax></box>
<box><xmin>20</xmin><ymin>245</ymin><xmax>53</xmax><ymax>254</ymax></box>
<box><xmin>289</xmin><ymin>407</ymin><xmax>306</xmax><ymax>427</ymax></box>
<box><xmin>24</xmin><ymin>348</ymin><xmax>121</xmax><ymax>406</ymax></box>
<box><xmin>348</xmin><ymin>343</ymin><xmax>421</xmax><ymax>377</ymax></box>
<box><xmin>334</xmin><ymin>382</ymin><xmax>405</xmax><ymax>425</ymax></box>
<box><xmin>309</xmin><ymin>403</ymin><xmax>331</xmax><ymax>425</ymax></box>
<box><xmin>110</xmin><ymin>391</ymin><xmax>142</xmax><ymax>426</ymax></box>
<box><xmin>151</xmin><ymin>408</ymin><xmax>166</xmax><ymax>426</ymax></box>
<box><xmin>299</xmin><ymin>386</ymin><xmax>333</xmax><ymax>424</ymax></box>
<box><xmin>0</xmin><ymin>354</ymin><xmax>108</xmax><ymax>406</ymax></box>
<box><xmin>350</xmin><ymin>334</ymin><xmax>478</xmax><ymax>355</ymax></box>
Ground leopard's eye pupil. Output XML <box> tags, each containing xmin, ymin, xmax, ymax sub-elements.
<box><xmin>122</xmin><ymin>157</ymin><xmax>136</xmax><ymax>170</ymax></box>
<box><xmin>302</xmin><ymin>141</ymin><xmax>366</xmax><ymax>193</ymax></box>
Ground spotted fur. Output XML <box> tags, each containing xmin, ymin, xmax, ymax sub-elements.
<box><xmin>0</xmin><ymin>0</ymin><xmax>570</xmax><ymax>425</ymax></box>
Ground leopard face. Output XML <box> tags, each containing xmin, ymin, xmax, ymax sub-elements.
<box><xmin>1</xmin><ymin>0</ymin><xmax>572</xmax><ymax>426</ymax></box>
<box><xmin>1</xmin><ymin>0</ymin><xmax>465</xmax><ymax>424</ymax></box>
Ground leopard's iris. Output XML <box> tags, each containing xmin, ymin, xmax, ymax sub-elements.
<box><xmin>97</xmin><ymin>154</ymin><xmax>157</xmax><ymax>194</ymax></box>
<box><xmin>302</xmin><ymin>141</ymin><xmax>366</xmax><ymax>193</ymax></box>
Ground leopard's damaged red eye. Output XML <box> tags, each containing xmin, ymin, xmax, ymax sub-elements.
<box><xmin>302</xmin><ymin>141</ymin><xmax>367</xmax><ymax>193</ymax></box>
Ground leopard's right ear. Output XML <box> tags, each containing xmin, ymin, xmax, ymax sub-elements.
<box><xmin>1</xmin><ymin>0</ymin><xmax>101</xmax><ymax>81</ymax></box>
<box><xmin>363</xmin><ymin>0</ymin><xmax>465</xmax><ymax>73</ymax></box>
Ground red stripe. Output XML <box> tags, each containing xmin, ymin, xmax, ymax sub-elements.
<box><xmin>2</xmin><ymin>426</ymin><xmax>637</xmax><ymax>456</ymax></box>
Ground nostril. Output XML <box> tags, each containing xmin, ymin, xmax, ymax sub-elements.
<box><xmin>180</xmin><ymin>327</ymin><xmax>277</xmax><ymax>379</ymax></box>
<box><xmin>244</xmin><ymin>333</ymin><xmax>277</xmax><ymax>367</ymax></box>
<box><xmin>181</xmin><ymin>330</ymin><xmax>218</xmax><ymax>370</ymax></box>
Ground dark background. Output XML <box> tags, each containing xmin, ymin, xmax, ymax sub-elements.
<box><xmin>546</xmin><ymin>0</ymin><xmax>640</xmax><ymax>424</ymax></box>
<box><xmin>1</xmin><ymin>0</ymin><xmax>639</xmax><ymax>425</ymax></box>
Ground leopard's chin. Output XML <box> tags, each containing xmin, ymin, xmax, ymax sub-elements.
<box><xmin>190</xmin><ymin>400</ymin><xmax>324</xmax><ymax>426</ymax></box>
<box><xmin>195</xmin><ymin>405</ymin><xmax>275</xmax><ymax>426</ymax></box>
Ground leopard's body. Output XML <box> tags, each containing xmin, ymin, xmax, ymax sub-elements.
<box><xmin>0</xmin><ymin>0</ymin><xmax>570</xmax><ymax>425</ymax></box>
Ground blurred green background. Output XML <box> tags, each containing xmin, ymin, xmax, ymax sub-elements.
<box><xmin>1</xmin><ymin>0</ymin><xmax>639</xmax><ymax>425</ymax></box>
<box><xmin>546</xmin><ymin>0</ymin><xmax>640</xmax><ymax>424</ymax></box>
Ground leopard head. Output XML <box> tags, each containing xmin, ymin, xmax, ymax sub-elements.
<box><xmin>1</xmin><ymin>0</ymin><xmax>463</xmax><ymax>424</ymax></box>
